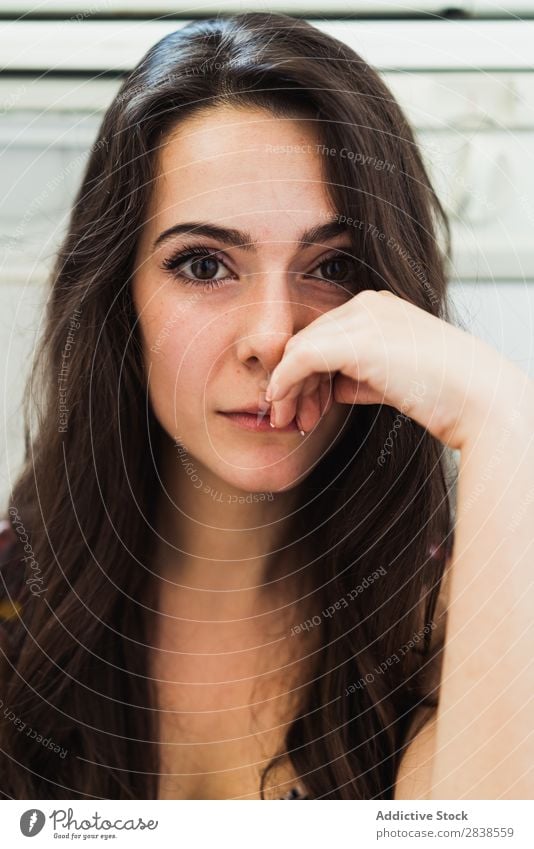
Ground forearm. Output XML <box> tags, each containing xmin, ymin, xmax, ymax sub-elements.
<box><xmin>430</xmin><ymin>385</ymin><xmax>534</xmax><ymax>799</ymax></box>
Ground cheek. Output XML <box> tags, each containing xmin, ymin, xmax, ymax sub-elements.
<box><xmin>140</xmin><ymin>300</ymin><xmax>227</xmax><ymax>425</ymax></box>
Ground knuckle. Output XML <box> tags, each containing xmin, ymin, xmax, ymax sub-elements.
<box><xmin>356</xmin><ymin>288</ymin><xmax>379</xmax><ymax>306</ymax></box>
<box><xmin>285</xmin><ymin>334</ymin><xmax>302</xmax><ymax>350</ymax></box>
<box><xmin>289</xmin><ymin>345</ymin><xmax>310</xmax><ymax>366</ymax></box>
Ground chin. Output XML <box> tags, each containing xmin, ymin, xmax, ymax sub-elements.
<box><xmin>212</xmin><ymin>455</ymin><xmax>318</xmax><ymax>497</ymax></box>
<box><xmin>207</xmin><ymin>421</ymin><xmax>343</xmax><ymax>496</ymax></box>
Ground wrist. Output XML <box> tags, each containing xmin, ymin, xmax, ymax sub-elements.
<box><xmin>459</xmin><ymin>382</ymin><xmax>534</xmax><ymax>456</ymax></box>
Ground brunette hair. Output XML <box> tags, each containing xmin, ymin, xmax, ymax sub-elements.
<box><xmin>0</xmin><ymin>11</ymin><xmax>456</xmax><ymax>799</ymax></box>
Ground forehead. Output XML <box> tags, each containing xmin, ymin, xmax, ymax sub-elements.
<box><xmin>147</xmin><ymin>105</ymin><xmax>333</xmax><ymax>233</ymax></box>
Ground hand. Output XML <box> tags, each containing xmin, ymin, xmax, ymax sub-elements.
<box><xmin>265</xmin><ymin>289</ymin><xmax>534</xmax><ymax>451</ymax></box>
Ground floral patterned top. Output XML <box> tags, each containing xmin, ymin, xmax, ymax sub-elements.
<box><xmin>0</xmin><ymin>519</ymin><xmax>24</xmax><ymax>625</ymax></box>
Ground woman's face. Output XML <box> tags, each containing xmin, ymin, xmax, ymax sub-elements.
<box><xmin>132</xmin><ymin>104</ymin><xmax>356</xmax><ymax>495</ymax></box>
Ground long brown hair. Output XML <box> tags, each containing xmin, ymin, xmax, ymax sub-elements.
<box><xmin>0</xmin><ymin>11</ymin><xmax>455</xmax><ymax>799</ymax></box>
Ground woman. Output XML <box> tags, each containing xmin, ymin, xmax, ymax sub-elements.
<box><xmin>0</xmin><ymin>12</ymin><xmax>532</xmax><ymax>801</ymax></box>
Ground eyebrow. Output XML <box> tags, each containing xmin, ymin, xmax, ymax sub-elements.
<box><xmin>151</xmin><ymin>219</ymin><xmax>350</xmax><ymax>253</ymax></box>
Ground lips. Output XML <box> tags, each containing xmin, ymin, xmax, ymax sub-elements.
<box><xmin>222</xmin><ymin>405</ymin><xmax>270</xmax><ymax>415</ymax></box>
<box><xmin>218</xmin><ymin>409</ymin><xmax>298</xmax><ymax>432</ymax></box>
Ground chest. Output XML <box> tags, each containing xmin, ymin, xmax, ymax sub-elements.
<box><xmin>149</xmin><ymin>617</ymin><xmax>317</xmax><ymax>799</ymax></box>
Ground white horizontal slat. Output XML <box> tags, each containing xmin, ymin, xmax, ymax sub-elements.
<box><xmin>0</xmin><ymin>1</ymin><xmax>532</xmax><ymax>16</ymax></box>
<box><xmin>1</xmin><ymin>20</ymin><xmax>534</xmax><ymax>72</ymax></box>
<box><xmin>0</xmin><ymin>77</ymin><xmax>120</xmax><ymax>112</ymax></box>
<box><xmin>0</xmin><ymin>1</ymin><xmax>475</xmax><ymax>16</ymax></box>
<box><xmin>2</xmin><ymin>71</ymin><xmax>534</xmax><ymax>129</ymax></box>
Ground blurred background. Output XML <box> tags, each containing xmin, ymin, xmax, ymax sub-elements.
<box><xmin>1</xmin><ymin>1</ymin><xmax>533</xmax><ymax>507</ymax></box>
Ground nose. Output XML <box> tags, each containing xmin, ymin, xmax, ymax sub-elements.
<box><xmin>234</xmin><ymin>276</ymin><xmax>306</xmax><ymax>379</ymax></box>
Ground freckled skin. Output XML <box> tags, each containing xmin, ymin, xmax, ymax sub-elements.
<box><xmin>131</xmin><ymin>104</ymin><xmax>351</xmax><ymax>495</ymax></box>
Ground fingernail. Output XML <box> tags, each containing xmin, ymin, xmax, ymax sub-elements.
<box><xmin>270</xmin><ymin>406</ymin><xmax>276</xmax><ymax>428</ymax></box>
<box><xmin>296</xmin><ymin>415</ymin><xmax>306</xmax><ymax>437</ymax></box>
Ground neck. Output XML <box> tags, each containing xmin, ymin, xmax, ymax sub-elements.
<box><xmin>150</xmin><ymin>434</ymin><xmax>310</xmax><ymax>619</ymax></box>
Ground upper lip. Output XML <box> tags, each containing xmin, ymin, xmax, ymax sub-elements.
<box><xmin>221</xmin><ymin>405</ymin><xmax>271</xmax><ymax>415</ymax></box>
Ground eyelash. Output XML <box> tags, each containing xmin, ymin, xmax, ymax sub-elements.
<box><xmin>160</xmin><ymin>243</ymin><xmax>357</xmax><ymax>291</ymax></box>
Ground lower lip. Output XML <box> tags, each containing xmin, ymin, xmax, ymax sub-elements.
<box><xmin>218</xmin><ymin>412</ymin><xmax>299</xmax><ymax>432</ymax></box>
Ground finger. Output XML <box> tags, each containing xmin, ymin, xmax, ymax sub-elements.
<box><xmin>270</xmin><ymin>391</ymin><xmax>298</xmax><ymax>430</ymax></box>
<box><xmin>319</xmin><ymin>374</ymin><xmax>334</xmax><ymax>417</ymax></box>
<box><xmin>271</xmin><ymin>373</ymin><xmax>316</xmax><ymax>430</ymax></box>
<box><xmin>295</xmin><ymin>374</ymin><xmax>323</xmax><ymax>433</ymax></box>
<box><xmin>266</xmin><ymin>334</ymin><xmax>354</xmax><ymax>403</ymax></box>
<box><xmin>333</xmin><ymin>373</ymin><xmax>385</xmax><ymax>406</ymax></box>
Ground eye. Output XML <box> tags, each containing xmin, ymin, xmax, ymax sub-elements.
<box><xmin>160</xmin><ymin>245</ymin><xmax>358</xmax><ymax>292</ymax></box>
<box><xmin>305</xmin><ymin>252</ymin><xmax>358</xmax><ymax>290</ymax></box>
<box><xmin>160</xmin><ymin>245</ymin><xmax>235</xmax><ymax>288</ymax></box>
